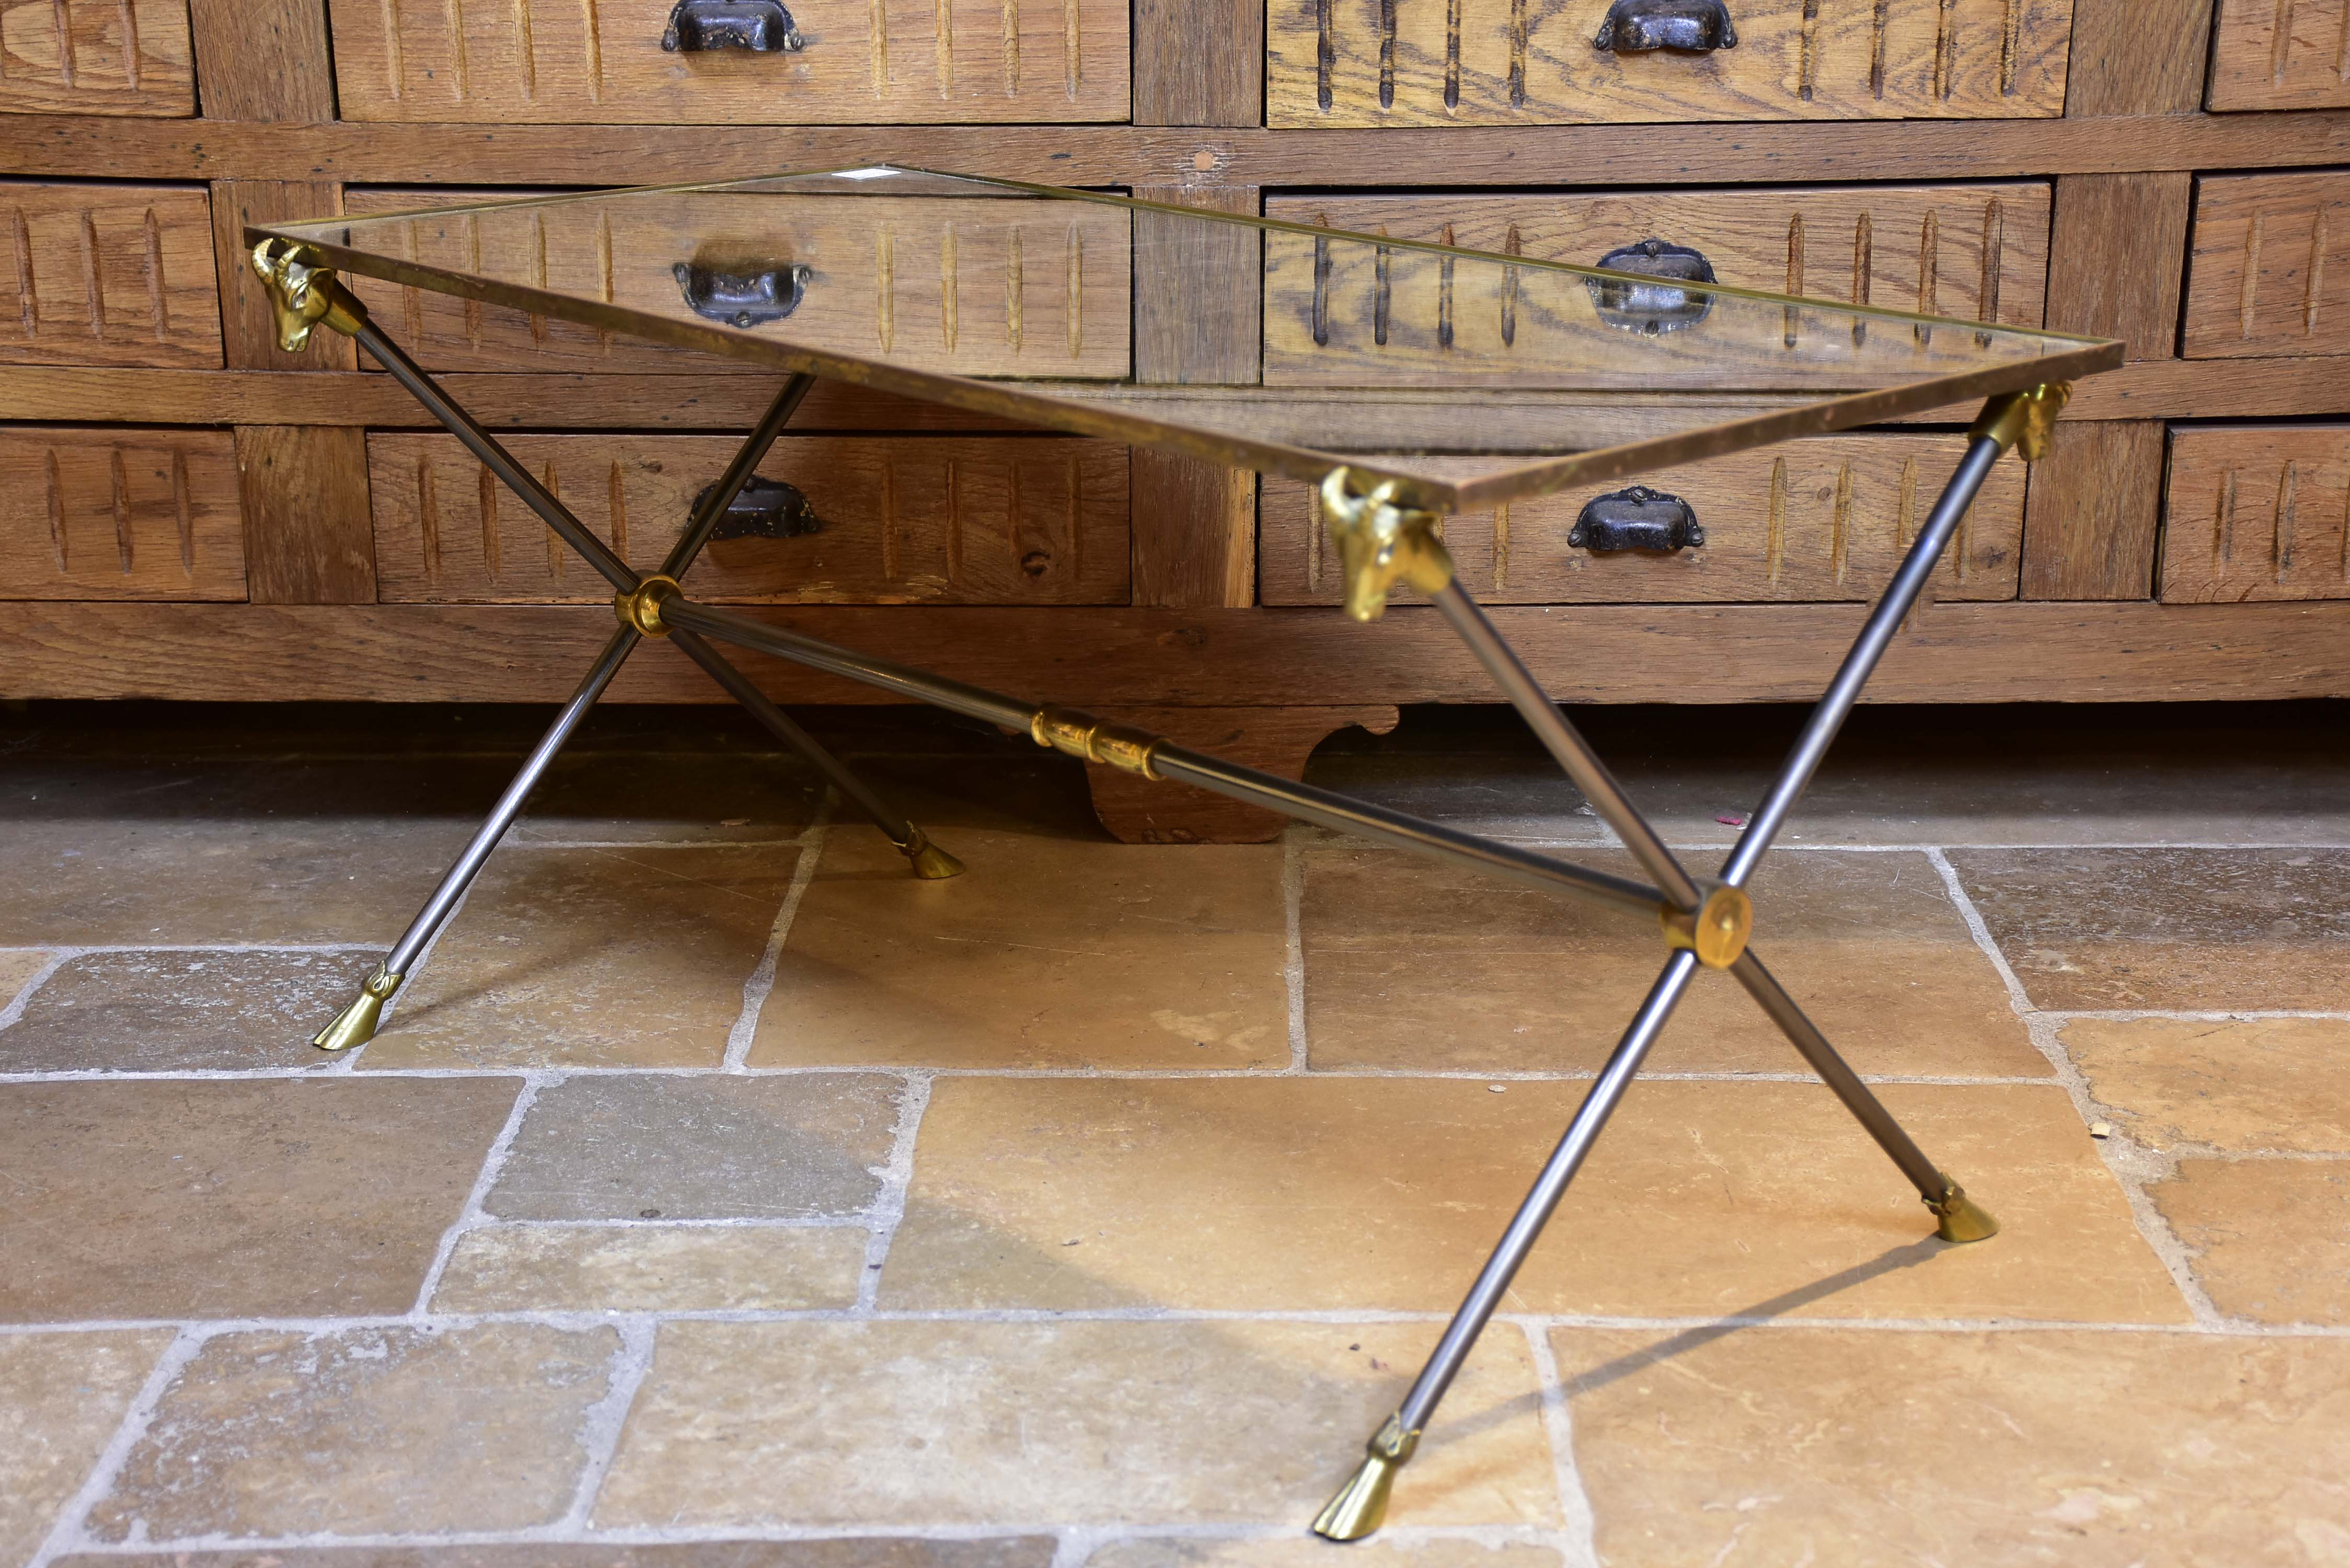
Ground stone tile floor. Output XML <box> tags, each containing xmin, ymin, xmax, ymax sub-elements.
<box><xmin>2</xmin><ymin>698</ymin><xmax>2347</xmax><ymax>1568</ymax></box>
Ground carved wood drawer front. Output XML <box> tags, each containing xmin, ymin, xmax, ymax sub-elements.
<box><xmin>2161</xmin><ymin>424</ymin><xmax>2350</xmax><ymax>602</ymax></box>
<box><xmin>0</xmin><ymin>426</ymin><xmax>244</xmax><ymax>600</ymax></box>
<box><xmin>0</xmin><ymin>182</ymin><xmax>222</xmax><ymax>368</ymax></box>
<box><xmin>2207</xmin><ymin>0</ymin><xmax>2350</xmax><ymax>110</ymax></box>
<box><xmin>1262</xmin><ymin>433</ymin><xmax>2026</xmax><ymax>605</ymax></box>
<box><xmin>368</xmin><ymin>433</ymin><xmax>1131</xmax><ymax>605</ymax></box>
<box><xmin>2183</xmin><ymin>171</ymin><xmax>2350</xmax><ymax>359</ymax></box>
<box><xmin>327</xmin><ymin>0</ymin><xmax>1128</xmax><ymax>122</ymax></box>
<box><xmin>0</xmin><ymin>0</ymin><xmax>193</xmax><ymax>115</ymax></box>
<box><xmin>340</xmin><ymin>189</ymin><xmax>1133</xmax><ymax>379</ymax></box>
<box><xmin>1268</xmin><ymin>0</ymin><xmax>2070</xmax><ymax>126</ymax></box>
<box><xmin>1263</xmin><ymin>185</ymin><xmax>2052</xmax><ymax>388</ymax></box>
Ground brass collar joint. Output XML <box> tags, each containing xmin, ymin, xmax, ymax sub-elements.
<box><xmin>248</xmin><ymin>237</ymin><xmax>370</xmax><ymax>354</ymax></box>
<box><xmin>1968</xmin><ymin>383</ymin><xmax>2070</xmax><ymax>464</ymax></box>
<box><xmin>1030</xmin><ymin>705</ymin><xmax>1164</xmax><ymax>778</ymax></box>
<box><xmin>1320</xmin><ymin>467</ymin><xmax>1456</xmax><ymax>622</ymax></box>
<box><xmin>1660</xmin><ymin>882</ymin><xmax>1754</xmax><ymax>969</ymax></box>
<box><xmin>614</xmin><ymin>575</ymin><xmax>682</xmax><ymax>637</ymax></box>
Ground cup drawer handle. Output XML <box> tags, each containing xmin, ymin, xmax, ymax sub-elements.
<box><xmin>695</xmin><ymin>475</ymin><xmax>826</xmax><ymax>541</ymax></box>
<box><xmin>1592</xmin><ymin>0</ymin><xmax>1737</xmax><ymax>52</ymax></box>
<box><xmin>673</xmin><ymin>260</ymin><xmax>814</xmax><ymax>328</ymax></box>
<box><xmin>1586</xmin><ymin>238</ymin><xmax>1718</xmax><ymax>336</ymax></box>
<box><xmin>1569</xmin><ymin>486</ymin><xmax>1706</xmax><ymax>554</ymax></box>
<box><xmin>662</xmin><ymin>0</ymin><xmax>807</xmax><ymax>51</ymax></box>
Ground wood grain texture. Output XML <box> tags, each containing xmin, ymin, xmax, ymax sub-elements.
<box><xmin>7</xmin><ymin>600</ymin><xmax>2348</xmax><ymax>702</ymax></box>
<box><xmin>1084</xmin><ymin>705</ymin><xmax>1400</xmax><ymax>841</ymax></box>
<box><xmin>188</xmin><ymin>0</ymin><xmax>335</xmax><ymax>120</ymax></box>
<box><xmin>2044</xmin><ymin>172</ymin><xmax>2192</xmax><ymax>361</ymax></box>
<box><xmin>1263</xmin><ymin>433</ymin><xmax>2025</xmax><ymax>606</ymax></box>
<box><xmin>325</xmin><ymin>0</ymin><xmax>1127</xmax><ymax>123</ymax></box>
<box><xmin>1270</xmin><ymin>0</ymin><xmax>2071</xmax><ymax>126</ymax></box>
<box><xmin>1262</xmin><ymin>187</ymin><xmax>2054</xmax><ymax>391</ymax></box>
<box><xmin>2184</xmin><ymin>169</ymin><xmax>2350</xmax><ymax>358</ymax></box>
<box><xmin>2161</xmin><ymin>423</ymin><xmax>2350</xmax><ymax>601</ymax></box>
<box><xmin>2208</xmin><ymin>0</ymin><xmax>2350</xmax><ymax>111</ymax></box>
<box><xmin>336</xmin><ymin>189</ymin><xmax>1134</xmax><ymax>379</ymax></box>
<box><xmin>1134</xmin><ymin>186</ymin><xmax>1262</xmax><ymax>384</ymax></box>
<box><xmin>7</xmin><ymin>112</ymin><xmax>2350</xmax><ymax>186</ymax></box>
<box><xmin>0</xmin><ymin>0</ymin><xmax>194</xmax><ymax>116</ymax></box>
<box><xmin>2021</xmin><ymin>419</ymin><xmax>2161</xmax><ymax>599</ymax></box>
<box><xmin>1131</xmin><ymin>449</ymin><xmax>1254</xmax><ymax>608</ymax></box>
<box><xmin>211</xmin><ymin>180</ymin><xmax>354</xmax><ymax>371</ymax></box>
<box><xmin>2065</xmin><ymin>0</ymin><xmax>2215</xmax><ymax>114</ymax></box>
<box><xmin>237</xmin><ymin>425</ymin><xmax>377</xmax><ymax>604</ymax></box>
<box><xmin>1136</xmin><ymin>0</ymin><xmax>1260</xmax><ymax>122</ymax></box>
<box><xmin>368</xmin><ymin>433</ymin><xmax>1129</xmax><ymax>605</ymax></box>
<box><xmin>0</xmin><ymin>181</ymin><xmax>220</xmax><ymax>368</ymax></box>
<box><xmin>0</xmin><ymin>425</ymin><xmax>242</xmax><ymax>599</ymax></box>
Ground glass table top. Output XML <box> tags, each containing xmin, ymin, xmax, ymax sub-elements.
<box><xmin>254</xmin><ymin>166</ymin><xmax>2120</xmax><ymax>514</ymax></box>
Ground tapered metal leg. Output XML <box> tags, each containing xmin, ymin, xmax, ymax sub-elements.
<box><xmin>310</xmin><ymin>625</ymin><xmax>641</xmax><ymax>1050</ymax></box>
<box><xmin>1315</xmin><ymin>949</ymin><xmax>1702</xmax><ymax>1540</ymax></box>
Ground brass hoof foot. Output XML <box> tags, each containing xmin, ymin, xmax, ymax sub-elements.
<box><xmin>1927</xmin><ymin>1181</ymin><xmax>1999</xmax><ymax>1244</ymax></box>
<box><xmin>312</xmin><ymin>964</ymin><xmax>402</xmax><ymax>1052</ymax></box>
<box><xmin>1311</xmin><ymin>1412</ymin><xmax>1420</xmax><ymax>1542</ymax></box>
<box><xmin>898</xmin><ymin>826</ymin><xmax>966</xmax><ymax>881</ymax></box>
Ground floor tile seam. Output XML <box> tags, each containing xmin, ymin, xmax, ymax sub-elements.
<box><xmin>411</xmin><ymin>1073</ymin><xmax>550</xmax><ymax>1316</ymax></box>
<box><xmin>855</xmin><ymin>1070</ymin><xmax>936</xmax><ymax>1314</ymax></box>
<box><xmin>0</xmin><ymin>948</ymin><xmax>77</xmax><ymax>1031</ymax></box>
<box><xmin>13</xmin><ymin>1306</ymin><xmax>2337</xmax><ymax>1339</ymax></box>
<box><xmin>1297</xmin><ymin>835</ymin><xmax>2350</xmax><ymax>855</ymax></box>
<box><xmin>44</xmin><ymin>1521</ymin><xmax>1583</xmax><ymax>1554</ymax></box>
<box><xmin>1518</xmin><ymin>1319</ymin><xmax>1603</xmax><ymax>1567</ymax></box>
<box><xmin>506</xmin><ymin>837</ymin><xmax>815</xmax><ymax>850</ymax></box>
<box><xmin>2138</xmin><ymin>1145</ymin><xmax>2350</xmax><ymax>1164</ymax></box>
<box><xmin>2043</xmin><ymin>1008</ymin><xmax>2350</xmax><ymax>1022</ymax></box>
<box><xmin>1281</xmin><ymin>831</ymin><xmax>1308</xmax><ymax>1074</ymax></box>
<box><xmin>564</xmin><ymin>1317</ymin><xmax>658</xmax><ymax>1532</ymax></box>
<box><xmin>1925</xmin><ymin>846</ymin><xmax>2230</xmax><ymax>1330</ymax></box>
<box><xmin>480</xmin><ymin>1215</ymin><xmax>878</xmax><ymax>1230</ymax></box>
<box><xmin>23</xmin><ymin>1326</ymin><xmax>202</xmax><ymax>1568</ymax></box>
<box><xmin>722</xmin><ymin>796</ymin><xmax>834</xmax><ymax>1071</ymax></box>
<box><xmin>0</xmin><ymin>1066</ymin><xmax>2070</xmax><ymax>1086</ymax></box>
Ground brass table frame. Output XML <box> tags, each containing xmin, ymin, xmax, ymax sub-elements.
<box><xmin>256</xmin><ymin>228</ymin><xmax>2062</xmax><ymax>1542</ymax></box>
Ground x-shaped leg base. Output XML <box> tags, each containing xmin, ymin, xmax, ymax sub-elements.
<box><xmin>257</xmin><ymin>237</ymin><xmax>2063</xmax><ymax>1541</ymax></box>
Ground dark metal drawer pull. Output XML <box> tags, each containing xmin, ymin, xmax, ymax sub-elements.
<box><xmin>673</xmin><ymin>260</ymin><xmax>814</xmax><ymax>328</ymax></box>
<box><xmin>1593</xmin><ymin>0</ymin><xmax>1737</xmax><ymax>52</ymax></box>
<box><xmin>663</xmin><ymin>0</ymin><xmax>806</xmax><ymax>52</ymax></box>
<box><xmin>1569</xmin><ymin>486</ymin><xmax>1706</xmax><ymax>554</ymax></box>
<box><xmin>694</xmin><ymin>476</ymin><xmax>826</xmax><ymax>541</ymax></box>
<box><xmin>1586</xmin><ymin>238</ymin><xmax>1717</xmax><ymax>336</ymax></box>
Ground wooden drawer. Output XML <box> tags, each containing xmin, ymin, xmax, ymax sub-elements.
<box><xmin>0</xmin><ymin>426</ymin><xmax>244</xmax><ymax>600</ymax></box>
<box><xmin>369</xmin><ymin>433</ymin><xmax>1130</xmax><ymax>604</ymax></box>
<box><xmin>327</xmin><ymin>0</ymin><xmax>1127</xmax><ymax>123</ymax></box>
<box><xmin>342</xmin><ymin>188</ymin><xmax>1132</xmax><ymax>379</ymax></box>
<box><xmin>2183</xmin><ymin>170</ymin><xmax>2350</xmax><ymax>359</ymax></box>
<box><xmin>2161</xmin><ymin>424</ymin><xmax>2350</xmax><ymax>602</ymax></box>
<box><xmin>0</xmin><ymin>0</ymin><xmax>193</xmax><ymax>116</ymax></box>
<box><xmin>1262</xmin><ymin>433</ymin><xmax>2025</xmax><ymax>604</ymax></box>
<box><xmin>0</xmin><ymin>182</ymin><xmax>222</xmax><ymax>367</ymax></box>
<box><xmin>1263</xmin><ymin>184</ymin><xmax>2052</xmax><ymax>388</ymax></box>
<box><xmin>2207</xmin><ymin>0</ymin><xmax>2350</xmax><ymax>111</ymax></box>
<box><xmin>1268</xmin><ymin>0</ymin><xmax>2071</xmax><ymax>126</ymax></box>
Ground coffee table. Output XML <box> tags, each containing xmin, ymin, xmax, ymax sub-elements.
<box><xmin>247</xmin><ymin>168</ymin><xmax>2118</xmax><ymax>1540</ymax></box>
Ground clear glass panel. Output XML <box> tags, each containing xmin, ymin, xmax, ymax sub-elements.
<box><xmin>264</xmin><ymin>167</ymin><xmax>2117</xmax><ymax>511</ymax></box>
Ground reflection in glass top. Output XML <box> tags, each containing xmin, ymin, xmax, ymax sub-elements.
<box><xmin>258</xmin><ymin>166</ymin><xmax>2118</xmax><ymax>512</ymax></box>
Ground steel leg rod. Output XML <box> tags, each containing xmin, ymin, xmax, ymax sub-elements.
<box><xmin>1719</xmin><ymin>433</ymin><xmax>2004</xmax><ymax>889</ymax></box>
<box><xmin>1313</xmin><ymin>949</ymin><xmax>1704</xmax><ymax>1541</ymax></box>
<box><xmin>659</xmin><ymin>596</ymin><xmax>1671</xmax><ymax>921</ymax></box>
<box><xmin>666</xmin><ymin>626</ymin><xmax>963</xmax><ymax>877</ymax></box>
<box><xmin>308</xmin><ymin>625</ymin><xmax>641</xmax><ymax>1051</ymax></box>
<box><xmin>1429</xmin><ymin>579</ymin><xmax>1704</xmax><ymax>911</ymax></box>
<box><xmin>349</xmin><ymin>317</ymin><xmax>640</xmax><ymax>595</ymax></box>
<box><xmin>658</xmin><ymin>374</ymin><xmax>816</xmax><ymax>577</ymax></box>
